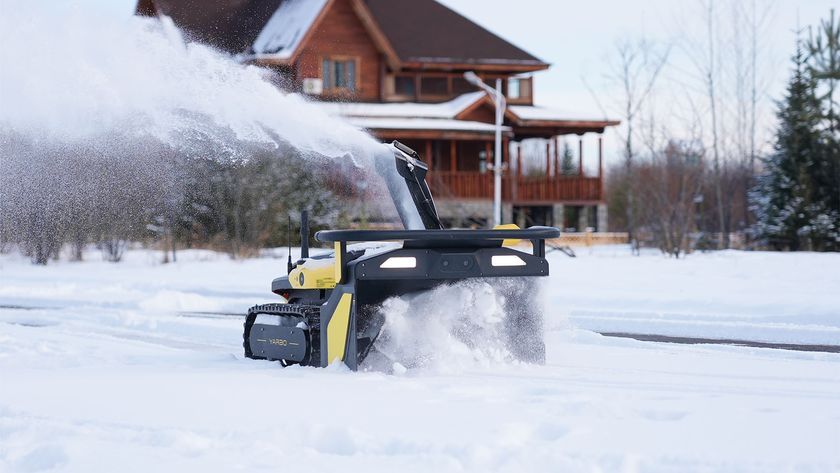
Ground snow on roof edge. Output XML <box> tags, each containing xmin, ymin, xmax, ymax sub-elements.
<box><xmin>345</xmin><ymin>116</ymin><xmax>510</xmax><ymax>133</ymax></box>
<box><xmin>250</xmin><ymin>0</ymin><xmax>327</xmax><ymax>59</ymax></box>
<box><xmin>318</xmin><ymin>91</ymin><xmax>487</xmax><ymax>119</ymax></box>
<box><xmin>509</xmin><ymin>105</ymin><xmax>618</xmax><ymax>124</ymax></box>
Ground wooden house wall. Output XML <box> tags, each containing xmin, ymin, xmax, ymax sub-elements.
<box><xmin>295</xmin><ymin>0</ymin><xmax>382</xmax><ymax>101</ymax></box>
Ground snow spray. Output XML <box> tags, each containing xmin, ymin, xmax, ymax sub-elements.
<box><xmin>0</xmin><ymin>2</ymin><xmax>379</xmax><ymax>158</ymax></box>
<box><xmin>0</xmin><ymin>1</ymin><xmax>417</xmax><ymax>253</ymax></box>
<box><xmin>366</xmin><ymin>278</ymin><xmax>546</xmax><ymax>374</ymax></box>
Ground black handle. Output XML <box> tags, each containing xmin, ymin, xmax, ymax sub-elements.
<box><xmin>315</xmin><ymin>226</ymin><xmax>560</xmax><ymax>243</ymax></box>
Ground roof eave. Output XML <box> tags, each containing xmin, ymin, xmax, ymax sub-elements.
<box><xmin>239</xmin><ymin>54</ymin><xmax>294</xmax><ymax>66</ymax></box>
<box><xmin>512</xmin><ymin>119</ymin><xmax>621</xmax><ymax>136</ymax></box>
<box><xmin>516</xmin><ymin>119</ymin><xmax>621</xmax><ymax>128</ymax></box>
<box><xmin>400</xmin><ymin>60</ymin><xmax>549</xmax><ymax>73</ymax></box>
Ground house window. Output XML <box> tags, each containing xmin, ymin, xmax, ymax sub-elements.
<box><xmin>508</xmin><ymin>78</ymin><xmax>521</xmax><ymax>99</ymax></box>
<box><xmin>420</xmin><ymin>77</ymin><xmax>448</xmax><ymax>97</ymax></box>
<box><xmin>452</xmin><ymin>77</ymin><xmax>474</xmax><ymax>95</ymax></box>
<box><xmin>322</xmin><ymin>58</ymin><xmax>357</xmax><ymax>92</ymax></box>
<box><xmin>394</xmin><ymin>75</ymin><xmax>416</xmax><ymax>97</ymax></box>
<box><xmin>507</xmin><ymin>77</ymin><xmax>532</xmax><ymax>102</ymax></box>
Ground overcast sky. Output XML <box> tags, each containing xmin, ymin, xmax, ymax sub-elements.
<box><xmin>50</xmin><ymin>0</ymin><xmax>840</xmax><ymax>162</ymax></box>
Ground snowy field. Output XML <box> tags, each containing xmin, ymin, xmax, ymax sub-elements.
<box><xmin>0</xmin><ymin>246</ymin><xmax>839</xmax><ymax>472</ymax></box>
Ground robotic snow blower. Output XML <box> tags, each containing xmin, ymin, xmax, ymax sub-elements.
<box><xmin>243</xmin><ymin>141</ymin><xmax>560</xmax><ymax>370</ymax></box>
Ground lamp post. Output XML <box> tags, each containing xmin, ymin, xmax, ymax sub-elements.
<box><xmin>464</xmin><ymin>71</ymin><xmax>506</xmax><ymax>227</ymax></box>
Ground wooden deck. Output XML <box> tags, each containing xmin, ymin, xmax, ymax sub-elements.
<box><xmin>428</xmin><ymin>171</ymin><xmax>603</xmax><ymax>203</ymax></box>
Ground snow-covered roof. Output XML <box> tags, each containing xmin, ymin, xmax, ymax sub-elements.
<box><xmin>508</xmin><ymin>105</ymin><xmax>613</xmax><ymax>123</ymax></box>
<box><xmin>346</xmin><ymin>117</ymin><xmax>510</xmax><ymax>133</ymax></box>
<box><xmin>249</xmin><ymin>0</ymin><xmax>327</xmax><ymax>59</ymax></box>
<box><xmin>316</xmin><ymin>92</ymin><xmax>616</xmax><ymax>133</ymax></box>
<box><xmin>319</xmin><ymin>92</ymin><xmax>486</xmax><ymax>119</ymax></box>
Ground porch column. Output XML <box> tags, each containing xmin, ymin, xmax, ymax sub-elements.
<box><xmin>597</xmin><ymin>203</ymin><xmax>608</xmax><ymax>232</ymax></box>
<box><xmin>553</xmin><ymin>204</ymin><xmax>565</xmax><ymax>229</ymax></box>
<box><xmin>426</xmin><ymin>140</ymin><xmax>433</xmax><ymax>171</ymax></box>
<box><xmin>597</xmin><ymin>134</ymin><xmax>603</xmax><ymax>178</ymax></box>
<box><xmin>553</xmin><ymin>136</ymin><xmax>560</xmax><ymax>178</ymax></box>
<box><xmin>578</xmin><ymin>205</ymin><xmax>589</xmax><ymax>231</ymax></box>
<box><xmin>545</xmin><ymin>140</ymin><xmax>551</xmax><ymax>177</ymax></box>
<box><xmin>578</xmin><ymin>135</ymin><xmax>584</xmax><ymax>177</ymax></box>
<box><xmin>598</xmin><ymin>134</ymin><xmax>604</xmax><ymax>198</ymax></box>
<box><xmin>450</xmin><ymin>140</ymin><xmax>457</xmax><ymax>172</ymax></box>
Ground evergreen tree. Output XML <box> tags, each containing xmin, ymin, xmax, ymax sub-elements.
<box><xmin>805</xmin><ymin>9</ymin><xmax>840</xmax><ymax>250</ymax></box>
<box><xmin>560</xmin><ymin>141</ymin><xmax>577</xmax><ymax>175</ymax></box>
<box><xmin>752</xmin><ymin>35</ymin><xmax>840</xmax><ymax>251</ymax></box>
<box><xmin>806</xmin><ymin>9</ymin><xmax>840</xmax><ymax>133</ymax></box>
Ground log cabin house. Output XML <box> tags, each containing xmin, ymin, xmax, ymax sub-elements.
<box><xmin>136</xmin><ymin>0</ymin><xmax>619</xmax><ymax>230</ymax></box>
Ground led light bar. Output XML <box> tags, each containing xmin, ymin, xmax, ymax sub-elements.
<box><xmin>380</xmin><ymin>256</ymin><xmax>417</xmax><ymax>269</ymax></box>
<box><xmin>491</xmin><ymin>255</ymin><xmax>527</xmax><ymax>267</ymax></box>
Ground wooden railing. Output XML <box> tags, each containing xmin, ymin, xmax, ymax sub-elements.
<box><xmin>429</xmin><ymin>172</ymin><xmax>602</xmax><ymax>203</ymax></box>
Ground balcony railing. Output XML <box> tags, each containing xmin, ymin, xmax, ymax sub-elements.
<box><xmin>428</xmin><ymin>171</ymin><xmax>602</xmax><ymax>203</ymax></box>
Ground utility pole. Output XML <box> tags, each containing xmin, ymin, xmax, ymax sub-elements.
<box><xmin>464</xmin><ymin>71</ymin><xmax>506</xmax><ymax>227</ymax></box>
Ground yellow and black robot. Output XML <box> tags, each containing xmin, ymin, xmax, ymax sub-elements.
<box><xmin>243</xmin><ymin>141</ymin><xmax>559</xmax><ymax>370</ymax></box>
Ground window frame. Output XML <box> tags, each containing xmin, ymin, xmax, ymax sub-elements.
<box><xmin>418</xmin><ymin>74</ymin><xmax>451</xmax><ymax>101</ymax></box>
<box><xmin>390</xmin><ymin>73</ymin><xmax>418</xmax><ymax>101</ymax></box>
<box><xmin>321</xmin><ymin>55</ymin><xmax>360</xmax><ymax>96</ymax></box>
<box><xmin>506</xmin><ymin>76</ymin><xmax>533</xmax><ymax>105</ymax></box>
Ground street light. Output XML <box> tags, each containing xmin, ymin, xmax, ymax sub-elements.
<box><xmin>464</xmin><ymin>71</ymin><xmax>506</xmax><ymax>227</ymax></box>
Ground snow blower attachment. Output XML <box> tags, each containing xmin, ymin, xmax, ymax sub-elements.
<box><xmin>243</xmin><ymin>141</ymin><xmax>560</xmax><ymax>369</ymax></box>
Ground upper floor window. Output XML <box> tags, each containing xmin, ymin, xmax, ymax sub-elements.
<box><xmin>507</xmin><ymin>76</ymin><xmax>532</xmax><ymax>103</ymax></box>
<box><xmin>322</xmin><ymin>57</ymin><xmax>357</xmax><ymax>92</ymax></box>
<box><xmin>420</xmin><ymin>76</ymin><xmax>448</xmax><ymax>97</ymax></box>
<box><xmin>394</xmin><ymin>75</ymin><xmax>416</xmax><ymax>97</ymax></box>
<box><xmin>451</xmin><ymin>77</ymin><xmax>474</xmax><ymax>95</ymax></box>
<box><xmin>385</xmin><ymin>73</ymin><xmax>479</xmax><ymax>102</ymax></box>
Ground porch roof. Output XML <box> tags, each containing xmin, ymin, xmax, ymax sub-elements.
<box><xmin>318</xmin><ymin>92</ymin><xmax>485</xmax><ymax>119</ymax></box>
<box><xmin>346</xmin><ymin>117</ymin><xmax>510</xmax><ymax>134</ymax></box>
<box><xmin>317</xmin><ymin>92</ymin><xmax>618</xmax><ymax>137</ymax></box>
<box><xmin>507</xmin><ymin>104</ymin><xmax>620</xmax><ymax>136</ymax></box>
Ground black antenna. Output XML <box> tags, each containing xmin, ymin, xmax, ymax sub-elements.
<box><xmin>300</xmin><ymin>210</ymin><xmax>310</xmax><ymax>259</ymax></box>
<box><xmin>287</xmin><ymin>215</ymin><xmax>293</xmax><ymax>274</ymax></box>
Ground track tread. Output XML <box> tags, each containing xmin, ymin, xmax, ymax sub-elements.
<box><xmin>243</xmin><ymin>303</ymin><xmax>321</xmax><ymax>362</ymax></box>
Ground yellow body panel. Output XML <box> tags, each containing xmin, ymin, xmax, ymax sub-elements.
<box><xmin>334</xmin><ymin>242</ymin><xmax>343</xmax><ymax>284</ymax></box>
<box><xmin>327</xmin><ymin>293</ymin><xmax>353</xmax><ymax>363</ymax></box>
<box><xmin>494</xmin><ymin>223</ymin><xmax>522</xmax><ymax>247</ymax></box>
<box><xmin>289</xmin><ymin>259</ymin><xmax>337</xmax><ymax>289</ymax></box>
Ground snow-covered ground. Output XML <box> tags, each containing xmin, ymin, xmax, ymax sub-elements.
<box><xmin>0</xmin><ymin>246</ymin><xmax>838</xmax><ymax>472</ymax></box>
<box><xmin>550</xmin><ymin>246</ymin><xmax>840</xmax><ymax>346</ymax></box>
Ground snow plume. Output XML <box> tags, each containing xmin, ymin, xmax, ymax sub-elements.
<box><xmin>0</xmin><ymin>1</ymin><xmax>412</xmax><ymax>260</ymax></box>
<box><xmin>0</xmin><ymin>1</ymin><xmax>377</xmax><ymax>157</ymax></box>
<box><xmin>367</xmin><ymin>278</ymin><xmax>546</xmax><ymax>374</ymax></box>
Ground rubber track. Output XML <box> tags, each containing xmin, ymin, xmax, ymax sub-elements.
<box><xmin>242</xmin><ymin>303</ymin><xmax>320</xmax><ymax>360</ymax></box>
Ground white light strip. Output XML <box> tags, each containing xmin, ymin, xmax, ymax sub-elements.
<box><xmin>491</xmin><ymin>255</ymin><xmax>527</xmax><ymax>267</ymax></box>
<box><xmin>380</xmin><ymin>257</ymin><xmax>417</xmax><ymax>269</ymax></box>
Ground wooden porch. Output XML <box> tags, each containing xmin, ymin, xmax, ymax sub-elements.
<box><xmin>391</xmin><ymin>134</ymin><xmax>606</xmax><ymax>204</ymax></box>
<box><xmin>428</xmin><ymin>172</ymin><xmax>602</xmax><ymax>203</ymax></box>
